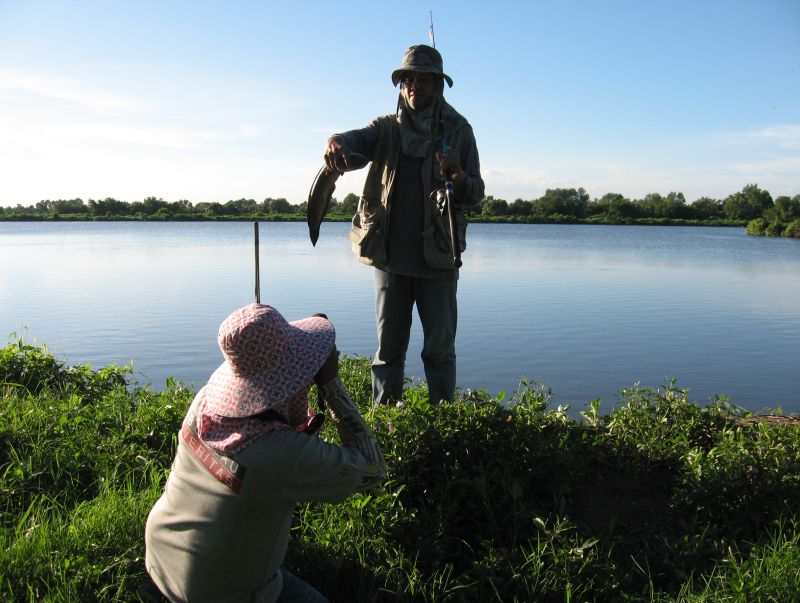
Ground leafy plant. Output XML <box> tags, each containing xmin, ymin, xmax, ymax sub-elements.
<box><xmin>1</xmin><ymin>339</ymin><xmax>798</xmax><ymax>601</ymax></box>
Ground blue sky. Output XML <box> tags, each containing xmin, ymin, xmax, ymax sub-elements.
<box><xmin>1</xmin><ymin>0</ymin><xmax>798</xmax><ymax>207</ymax></box>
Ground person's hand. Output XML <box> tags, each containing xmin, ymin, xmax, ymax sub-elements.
<box><xmin>314</xmin><ymin>345</ymin><xmax>339</xmax><ymax>385</ymax></box>
<box><xmin>435</xmin><ymin>150</ymin><xmax>463</xmax><ymax>182</ymax></box>
<box><xmin>324</xmin><ymin>136</ymin><xmax>351</xmax><ymax>173</ymax></box>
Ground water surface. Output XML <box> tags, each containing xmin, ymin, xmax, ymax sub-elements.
<box><xmin>1</xmin><ymin>221</ymin><xmax>798</xmax><ymax>414</ymax></box>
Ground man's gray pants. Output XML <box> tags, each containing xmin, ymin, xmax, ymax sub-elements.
<box><xmin>371</xmin><ymin>269</ymin><xmax>457</xmax><ymax>405</ymax></box>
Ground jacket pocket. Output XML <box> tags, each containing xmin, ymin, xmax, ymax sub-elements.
<box><xmin>422</xmin><ymin>207</ymin><xmax>468</xmax><ymax>269</ymax></box>
<box><xmin>348</xmin><ymin>199</ymin><xmax>387</xmax><ymax>266</ymax></box>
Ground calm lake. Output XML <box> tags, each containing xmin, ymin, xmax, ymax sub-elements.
<box><xmin>1</xmin><ymin>221</ymin><xmax>798</xmax><ymax>415</ymax></box>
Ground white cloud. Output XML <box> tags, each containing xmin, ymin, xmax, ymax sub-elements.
<box><xmin>715</xmin><ymin>124</ymin><xmax>800</xmax><ymax>151</ymax></box>
<box><xmin>0</xmin><ymin>67</ymin><xmax>145</xmax><ymax>113</ymax></box>
<box><xmin>481</xmin><ymin>166</ymin><xmax>551</xmax><ymax>200</ymax></box>
<box><xmin>730</xmin><ymin>156</ymin><xmax>800</xmax><ymax>176</ymax></box>
<box><xmin>748</xmin><ymin>125</ymin><xmax>800</xmax><ymax>150</ymax></box>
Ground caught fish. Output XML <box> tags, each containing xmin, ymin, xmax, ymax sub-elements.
<box><xmin>307</xmin><ymin>152</ymin><xmax>369</xmax><ymax>246</ymax></box>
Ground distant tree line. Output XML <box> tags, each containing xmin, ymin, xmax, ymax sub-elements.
<box><xmin>475</xmin><ymin>185</ymin><xmax>799</xmax><ymax>236</ymax></box>
<box><xmin>0</xmin><ymin>196</ymin><xmax>304</xmax><ymax>220</ymax></box>
<box><xmin>2</xmin><ymin>184</ymin><xmax>798</xmax><ymax>237</ymax></box>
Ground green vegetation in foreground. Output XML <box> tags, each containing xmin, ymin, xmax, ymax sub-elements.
<box><xmin>1</xmin><ymin>337</ymin><xmax>799</xmax><ymax>602</ymax></box>
<box><xmin>2</xmin><ymin>183</ymin><xmax>799</xmax><ymax>236</ymax></box>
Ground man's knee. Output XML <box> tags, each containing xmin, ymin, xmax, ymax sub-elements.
<box><xmin>421</xmin><ymin>346</ymin><xmax>455</xmax><ymax>367</ymax></box>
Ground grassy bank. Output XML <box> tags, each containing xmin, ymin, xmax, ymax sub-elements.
<box><xmin>1</xmin><ymin>337</ymin><xmax>798</xmax><ymax>601</ymax></box>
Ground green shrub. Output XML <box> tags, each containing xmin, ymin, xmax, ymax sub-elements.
<box><xmin>1</xmin><ymin>339</ymin><xmax>798</xmax><ymax>601</ymax></box>
<box><xmin>783</xmin><ymin>219</ymin><xmax>800</xmax><ymax>238</ymax></box>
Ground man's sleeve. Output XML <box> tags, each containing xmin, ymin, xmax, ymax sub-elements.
<box><xmin>317</xmin><ymin>377</ymin><xmax>387</xmax><ymax>491</ymax></box>
<box><xmin>454</xmin><ymin>125</ymin><xmax>485</xmax><ymax>207</ymax></box>
<box><xmin>333</xmin><ymin>116</ymin><xmax>391</xmax><ymax>162</ymax></box>
<box><xmin>263</xmin><ymin>430</ymin><xmax>368</xmax><ymax>504</ymax></box>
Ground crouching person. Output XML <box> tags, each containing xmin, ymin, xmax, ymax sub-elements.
<box><xmin>144</xmin><ymin>303</ymin><xmax>386</xmax><ymax>602</ymax></box>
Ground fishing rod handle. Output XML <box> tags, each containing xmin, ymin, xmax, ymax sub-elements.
<box><xmin>439</xmin><ymin>138</ymin><xmax>462</xmax><ymax>268</ymax></box>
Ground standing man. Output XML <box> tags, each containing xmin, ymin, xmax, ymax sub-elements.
<box><xmin>325</xmin><ymin>44</ymin><xmax>484</xmax><ymax>405</ymax></box>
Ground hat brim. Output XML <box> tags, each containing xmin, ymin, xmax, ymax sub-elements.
<box><xmin>203</xmin><ymin>316</ymin><xmax>335</xmax><ymax>418</ymax></box>
<box><xmin>391</xmin><ymin>68</ymin><xmax>453</xmax><ymax>88</ymax></box>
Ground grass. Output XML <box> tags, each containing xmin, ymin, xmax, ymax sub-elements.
<box><xmin>1</xmin><ymin>337</ymin><xmax>798</xmax><ymax>602</ymax></box>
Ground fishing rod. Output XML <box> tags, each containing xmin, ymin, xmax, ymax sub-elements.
<box><xmin>437</xmin><ymin>139</ymin><xmax>462</xmax><ymax>268</ymax></box>
<box><xmin>429</xmin><ymin>11</ymin><xmax>461</xmax><ymax>268</ymax></box>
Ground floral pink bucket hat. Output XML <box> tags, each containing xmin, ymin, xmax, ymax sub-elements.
<box><xmin>203</xmin><ymin>303</ymin><xmax>335</xmax><ymax>418</ymax></box>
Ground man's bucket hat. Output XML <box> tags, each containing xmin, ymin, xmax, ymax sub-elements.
<box><xmin>203</xmin><ymin>303</ymin><xmax>335</xmax><ymax>418</ymax></box>
<box><xmin>391</xmin><ymin>44</ymin><xmax>453</xmax><ymax>88</ymax></box>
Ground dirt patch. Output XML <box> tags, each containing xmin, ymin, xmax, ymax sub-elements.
<box><xmin>738</xmin><ymin>414</ymin><xmax>800</xmax><ymax>426</ymax></box>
